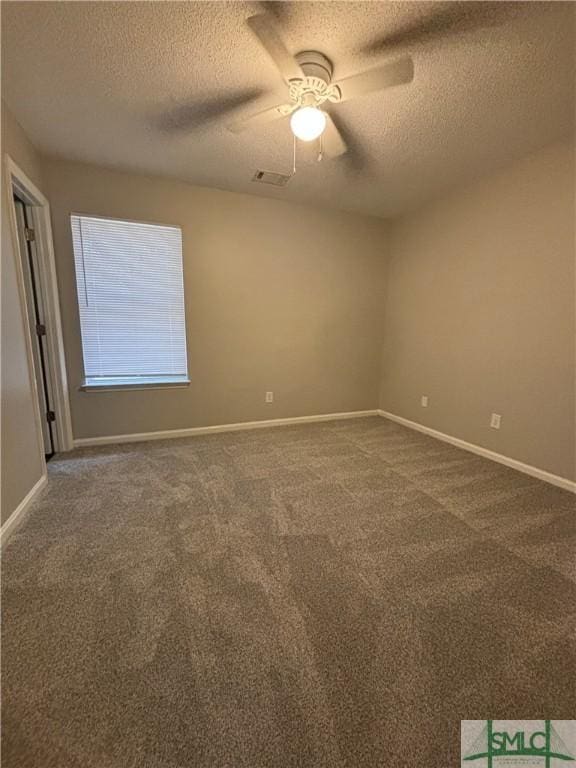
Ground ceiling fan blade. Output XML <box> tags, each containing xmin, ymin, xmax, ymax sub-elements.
<box><xmin>334</xmin><ymin>57</ymin><xmax>414</xmax><ymax>103</ymax></box>
<box><xmin>227</xmin><ymin>102</ymin><xmax>295</xmax><ymax>134</ymax></box>
<box><xmin>322</xmin><ymin>114</ymin><xmax>348</xmax><ymax>158</ymax></box>
<box><xmin>247</xmin><ymin>14</ymin><xmax>303</xmax><ymax>84</ymax></box>
<box><xmin>362</xmin><ymin>2</ymin><xmax>524</xmax><ymax>55</ymax></box>
<box><xmin>157</xmin><ymin>89</ymin><xmax>265</xmax><ymax>133</ymax></box>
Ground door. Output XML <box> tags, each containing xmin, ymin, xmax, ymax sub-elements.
<box><xmin>13</xmin><ymin>195</ymin><xmax>56</xmax><ymax>460</ymax></box>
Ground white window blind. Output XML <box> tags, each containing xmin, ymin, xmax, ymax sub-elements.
<box><xmin>71</xmin><ymin>215</ymin><xmax>188</xmax><ymax>388</ymax></box>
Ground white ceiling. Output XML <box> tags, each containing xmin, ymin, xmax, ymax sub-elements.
<box><xmin>2</xmin><ymin>1</ymin><xmax>575</xmax><ymax>219</ymax></box>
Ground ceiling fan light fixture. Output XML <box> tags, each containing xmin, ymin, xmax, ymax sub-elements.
<box><xmin>290</xmin><ymin>106</ymin><xmax>327</xmax><ymax>141</ymax></box>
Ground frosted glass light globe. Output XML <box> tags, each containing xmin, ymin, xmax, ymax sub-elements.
<box><xmin>290</xmin><ymin>106</ymin><xmax>327</xmax><ymax>142</ymax></box>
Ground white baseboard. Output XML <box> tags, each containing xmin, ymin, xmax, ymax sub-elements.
<box><xmin>73</xmin><ymin>410</ymin><xmax>379</xmax><ymax>448</ymax></box>
<box><xmin>1</xmin><ymin>474</ymin><xmax>48</xmax><ymax>547</ymax></box>
<box><xmin>378</xmin><ymin>410</ymin><xmax>576</xmax><ymax>494</ymax></box>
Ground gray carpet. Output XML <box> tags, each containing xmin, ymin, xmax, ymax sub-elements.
<box><xmin>2</xmin><ymin>416</ymin><xmax>575</xmax><ymax>767</ymax></box>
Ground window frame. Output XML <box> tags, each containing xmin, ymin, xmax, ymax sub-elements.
<box><xmin>70</xmin><ymin>212</ymin><xmax>190</xmax><ymax>392</ymax></box>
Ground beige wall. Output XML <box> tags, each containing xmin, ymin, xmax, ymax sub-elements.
<box><xmin>43</xmin><ymin>158</ymin><xmax>388</xmax><ymax>440</ymax></box>
<box><xmin>1</xmin><ymin>102</ymin><xmax>46</xmax><ymax>524</ymax></box>
<box><xmin>380</xmin><ymin>139</ymin><xmax>576</xmax><ymax>481</ymax></box>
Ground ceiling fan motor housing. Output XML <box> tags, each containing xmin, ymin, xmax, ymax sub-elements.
<box><xmin>296</xmin><ymin>51</ymin><xmax>333</xmax><ymax>83</ymax></box>
<box><xmin>290</xmin><ymin>51</ymin><xmax>341</xmax><ymax>106</ymax></box>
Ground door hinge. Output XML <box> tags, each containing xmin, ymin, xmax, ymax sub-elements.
<box><xmin>46</xmin><ymin>410</ymin><xmax>56</xmax><ymax>423</ymax></box>
<box><xmin>36</xmin><ymin>323</ymin><xmax>46</xmax><ymax>336</ymax></box>
<box><xmin>25</xmin><ymin>227</ymin><xmax>35</xmax><ymax>242</ymax></box>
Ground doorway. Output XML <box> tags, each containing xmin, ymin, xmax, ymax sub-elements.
<box><xmin>13</xmin><ymin>195</ymin><xmax>56</xmax><ymax>459</ymax></box>
<box><xmin>5</xmin><ymin>155</ymin><xmax>73</xmax><ymax>462</ymax></box>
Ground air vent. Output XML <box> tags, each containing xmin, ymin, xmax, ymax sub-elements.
<box><xmin>252</xmin><ymin>170</ymin><xmax>291</xmax><ymax>187</ymax></box>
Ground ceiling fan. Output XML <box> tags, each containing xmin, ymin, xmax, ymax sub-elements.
<box><xmin>227</xmin><ymin>13</ymin><xmax>414</xmax><ymax>158</ymax></box>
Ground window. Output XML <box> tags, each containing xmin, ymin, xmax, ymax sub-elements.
<box><xmin>71</xmin><ymin>215</ymin><xmax>188</xmax><ymax>389</ymax></box>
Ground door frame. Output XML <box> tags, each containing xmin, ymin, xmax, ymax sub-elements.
<box><xmin>4</xmin><ymin>154</ymin><xmax>73</xmax><ymax>455</ymax></box>
<box><xmin>13</xmin><ymin>195</ymin><xmax>56</xmax><ymax>458</ymax></box>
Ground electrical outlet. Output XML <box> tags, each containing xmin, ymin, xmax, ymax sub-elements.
<box><xmin>490</xmin><ymin>413</ymin><xmax>501</xmax><ymax>429</ymax></box>
<box><xmin>265</xmin><ymin>391</ymin><xmax>274</xmax><ymax>403</ymax></box>
<box><xmin>421</xmin><ymin>395</ymin><xmax>429</xmax><ymax>408</ymax></box>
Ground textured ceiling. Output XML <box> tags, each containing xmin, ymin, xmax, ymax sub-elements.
<box><xmin>2</xmin><ymin>1</ymin><xmax>575</xmax><ymax>219</ymax></box>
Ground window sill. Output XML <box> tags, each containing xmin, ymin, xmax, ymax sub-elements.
<box><xmin>80</xmin><ymin>376</ymin><xmax>190</xmax><ymax>392</ymax></box>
